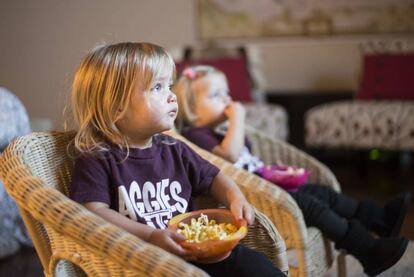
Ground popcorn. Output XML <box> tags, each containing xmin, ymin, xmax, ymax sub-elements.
<box><xmin>177</xmin><ymin>213</ymin><xmax>238</xmax><ymax>243</ymax></box>
<box><xmin>286</xmin><ymin>166</ymin><xmax>305</xmax><ymax>175</ymax></box>
<box><xmin>256</xmin><ymin>164</ymin><xmax>311</xmax><ymax>192</ymax></box>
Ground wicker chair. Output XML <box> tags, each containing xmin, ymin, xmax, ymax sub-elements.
<box><xmin>0</xmin><ymin>131</ymin><xmax>288</xmax><ymax>276</ymax></box>
<box><xmin>170</xmin><ymin>127</ymin><xmax>345</xmax><ymax>277</ymax></box>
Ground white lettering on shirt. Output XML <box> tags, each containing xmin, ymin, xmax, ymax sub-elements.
<box><xmin>170</xmin><ymin>180</ymin><xmax>187</xmax><ymax>213</ymax></box>
<box><xmin>118</xmin><ymin>178</ymin><xmax>188</xmax><ymax>229</ymax></box>
<box><xmin>118</xmin><ymin>185</ymin><xmax>137</xmax><ymax>221</ymax></box>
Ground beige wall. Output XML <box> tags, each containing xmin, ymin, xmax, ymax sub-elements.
<box><xmin>0</xmin><ymin>0</ymin><xmax>412</xmax><ymax>129</ymax></box>
<box><xmin>257</xmin><ymin>36</ymin><xmax>414</xmax><ymax>93</ymax></box>
<box><xmin>260</xmin><ymin>41</ymin><xmax>361</xmax><ymax>92</ymax></box>
<box><xmin>0</xmin><ymin>0</ymin><xmax>196</xmax><ymax>129</ymax></box>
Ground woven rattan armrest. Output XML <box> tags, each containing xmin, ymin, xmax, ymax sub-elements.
<box><xmin>215</xmin><ymin>159</ymin><xmax>307</xmax><ymax>251</ymax></box>
<box><xmin>245</xmin><ymin>125</ymin><xmax>340</xmax><ymax>192</ymax></box>
<box><xmin>0</xmin><ymin>151</ymin><xmax>207</xmax><ymax>276</ymax></box>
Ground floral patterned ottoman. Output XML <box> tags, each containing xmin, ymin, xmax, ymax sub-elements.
<box><xmin>305</xmin><ymin>100</ymin><xmax>414</xmax><ymax>150</ymax></box>
<box><xmin>243</xmin><ymin>103</ymin><xmax>288</xmax><ymax>141</ymax></box>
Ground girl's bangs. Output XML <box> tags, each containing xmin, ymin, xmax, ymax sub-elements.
<box><xmin>142</xmin><ymin>51</ymin><xmax>176</xmax><ymax>87</ymax></box>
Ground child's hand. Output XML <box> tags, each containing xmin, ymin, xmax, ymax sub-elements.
<box><xmin>148</xmin><ymin>229</ymin><xmax>197</xmax><ymax>261</ymax></box>
<box><xmin>224</xmin><ymin>102</ymin><xmax>245</xmax><ymax>122</ymax></box>
<box><xmin>229</xmin><ymin>197</ymin><xmax>255</xmax><ymax>226</ymax></box>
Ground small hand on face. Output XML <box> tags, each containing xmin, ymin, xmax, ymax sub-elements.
<box><xmin>224</xmin><ymin>102</ymin><xmax>246</xmax><ymax>122</ymax></box>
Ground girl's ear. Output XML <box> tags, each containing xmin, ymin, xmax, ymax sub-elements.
<box><xmin>190</xmin><ymin>115</ymin><xmax>203</xmax><ymax>128</ymax></box>
<box><xmin>114</xmin><ymin>106</ymin><xmax>125</xmax><ymax>122</ymax></box>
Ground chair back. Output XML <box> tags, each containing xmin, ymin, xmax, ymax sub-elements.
<box><xmin>357</xmin><ymin>41</ymin><xmax>414</xmax><ymax>100</ymax></box>
<box><xmin>0</xmin><ymin>131</ymin><xmax>84</xmax><ymax>275</ymax></box>
<box><xmin>175</xmin><ymin>45</ymin><xmax>255</xmax><ymax>102</ymax></box>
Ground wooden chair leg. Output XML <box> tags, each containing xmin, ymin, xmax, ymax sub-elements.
<box><xmin>337</xmin><ymin>252</ymin><xmax>347</xmax><ymax>277</ymax></box>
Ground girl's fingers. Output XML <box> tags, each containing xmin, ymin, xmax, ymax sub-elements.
<box><xmin>182</xmin><ymin>254</ymin><xmax>198</xmax><ymax>262</ymax></box>
<box><xmin>243</xmin><ymin>205</ymin><xmax>255</xmax><ymax>225</ymax></box>
<box><xmin>231</xmin><ymin>204</ymin><xmax>243</xmax><ymax>220</ymax></box>
<box><xmin>169</xmin><ymin>231</ymin><xmax>196</xmax><ymax>257</ymax></box>
<box><xmin>166</xmin><ymin>233</ymin><xmax>188</xmax><ymax>255</ymax></box>
<box><xmin>171</xmin><ymin>231</ymin><xmax>187</xmax><ymax>242</ymax></box>
<box><xmin>167</xmin><ymin>240</ymin><xmax>187</xmax><ymax>255</ymax></box>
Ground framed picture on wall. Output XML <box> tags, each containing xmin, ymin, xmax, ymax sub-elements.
<box><xmin>197</xmin><ymin>0</ymin><xmax>414</xmax><ymax>40</ymax></box>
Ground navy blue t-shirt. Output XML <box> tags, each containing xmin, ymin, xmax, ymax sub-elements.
<box><xmin>70</xmin><ymin>134</ymin><xmax>220</xmax><ymax>229</ymax></box>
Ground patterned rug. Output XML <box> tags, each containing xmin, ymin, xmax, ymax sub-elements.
<box><xmin>325</xmin><ymin>241</ymin><xmax>414</xmax><ymax>277</ymax></box>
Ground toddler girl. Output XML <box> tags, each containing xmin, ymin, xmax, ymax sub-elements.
<box><xmin>175</xmin><ymin>65</ymin><xmax>410</xmax><ymax>277</ymax></box>
<box><xmin>68</xmin><ymin>42</ymin><xmax>285</xmax><ymax>277</ymax></box>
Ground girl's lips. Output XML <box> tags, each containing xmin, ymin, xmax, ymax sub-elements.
<box><xmin>169</xmin><ymin>108</ymin><xmax>177</xmax><ymax>117</ymax></box>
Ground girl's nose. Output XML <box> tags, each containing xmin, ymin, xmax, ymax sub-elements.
<box><xmin>167</xmin><ymin>92</ymin><xmax>177</xmax><ymax>103</ymax></box>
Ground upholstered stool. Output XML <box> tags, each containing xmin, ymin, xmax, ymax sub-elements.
<box><xmin>244</xmin><ymin>103</ymin><xmax>289</xmax><ymax>141</ymax></box>
<box><xmin>305</xmin><ymin>100</ymin><xmax>414</xmax><ymax>150</ymax></box>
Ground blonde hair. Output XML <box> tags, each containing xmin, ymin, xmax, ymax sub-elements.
<box><xmin>174</xmin><ymin>65</ymin><xmax>223</xmax><ymax>131</ymax></box>
<box><xmin>69</xmin><ymin>42</ymin><xmax>175</xmax><ymax>153</ymax></box>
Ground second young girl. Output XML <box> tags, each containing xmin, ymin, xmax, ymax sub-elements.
<box><xmin>174</xmin><ymin>65</ymin><xmax>410</xmax><ymax>277</ymax></box>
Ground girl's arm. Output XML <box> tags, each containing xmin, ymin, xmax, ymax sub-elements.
<box><xmin>84</xmin><ymin>202</ymin><xmax>194</xmax><ymax>258</ymax></box>
<box><xmin>212</xmin><ymin>102</ymin><xmax>246</xmax><ymax>163</ymax></box>
<box><xmin>210</xmin><ymin>171</ymin><xmax>255</xmax><ymax>225</ymax></box>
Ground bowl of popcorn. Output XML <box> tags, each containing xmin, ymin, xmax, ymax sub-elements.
<box><xmin>168</xmin><ymin>209</ymin><xmax>248</xmax><ymax>263</ymax></box>
<box><xmin>256</xmin><ymin>164</ymin><xmax>311</xmax><ymax>192</ymax></box>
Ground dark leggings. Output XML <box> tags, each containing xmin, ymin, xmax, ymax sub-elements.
<box><xmin>191</xmin><ymin>245</ymin><xmax>286</xmax><ymax>277</ymax></box>
<box><xmin>289</xmin><ymin>184</ymin><xmax>359</xmax><ymax>241</ymax></box>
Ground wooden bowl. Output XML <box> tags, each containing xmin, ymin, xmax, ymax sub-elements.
<box><xmin>168</xmin><ymin>209</ymin><xmax>247</xmax><ymax>263</ymax></box>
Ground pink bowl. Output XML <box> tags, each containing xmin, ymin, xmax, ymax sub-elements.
<box><xmin>168</xmin><ymin>209</ymin><xmax>247</xmax><ymax>263</ymax></box>
<box><xmin>256</xmin><ymin>165</ymin><xmax>311</xmax><ymax>192</ymax></box>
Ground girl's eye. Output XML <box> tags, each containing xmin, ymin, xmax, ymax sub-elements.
<box><xmin>151</xmin><ymin>83</ymin><xmax>162</xmax><ymax>92</ymax></box>
<box><xmin>210</xmin><ymin>91</ymin><xmax>220</xmax><ymax>98</ymax></box>
<box><xmin>210</xmin><ymin>91</ymin><xmax>227</xmax><ymax>98</ymax></box>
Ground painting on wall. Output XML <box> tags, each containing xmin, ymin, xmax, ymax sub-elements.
<box><xmin>198</xmin><ymin>0</ymin><xmax>414</xmax><ymax>40</ymax></box>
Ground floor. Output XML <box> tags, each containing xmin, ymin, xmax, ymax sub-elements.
<box><xmin>325</xmin><ymin>241</ymin><xmax>414</xmax><ymax>277</ymax></box>
<box><xmin>318</xmin><ymin>149</ymin><xmax>414</xmax><ymax>241</ymax></box>
<box><xmin>0</xmin><ymin>150</ymin><xmax>413</xmax><ymax>277</ymax></box>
